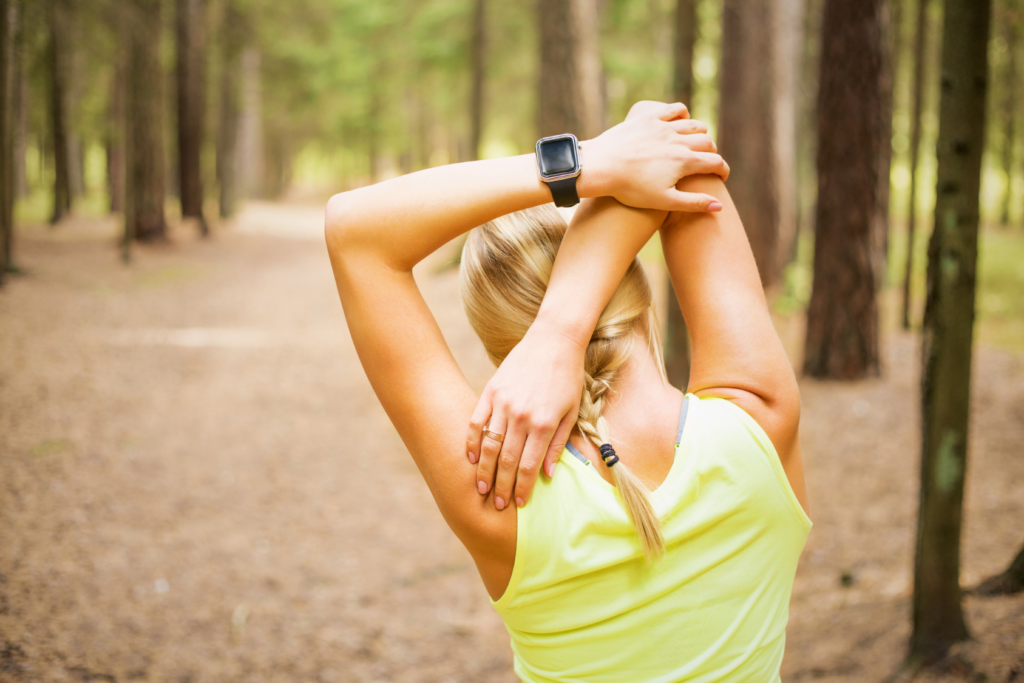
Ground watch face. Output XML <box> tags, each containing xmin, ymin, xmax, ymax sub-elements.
<box><xmin>538</xmin><ymin>136</ymin><xmax>579</xmax><ymax>177</ymax></box>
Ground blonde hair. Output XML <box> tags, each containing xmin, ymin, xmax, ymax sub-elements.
<box><xmin>460</xmin><ymin>205</ymin><xmax>666</xmax><ymax>561</ymax></box>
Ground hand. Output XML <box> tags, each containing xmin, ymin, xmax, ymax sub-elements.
<box><xmin>466</xmin><ymin>319</ymin><xmax>586</xmax><ymax>510</ymax></box>
<box><xmin>578</xmin><ymin>101</ymin><xmax>730</xmax><ymax>212</ymax></box>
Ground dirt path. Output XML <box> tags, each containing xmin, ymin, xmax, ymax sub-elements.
<box><xmin>1</xmin><ymin>205</ymin><xmax>1021</xmax><ymax>683</ymax></box>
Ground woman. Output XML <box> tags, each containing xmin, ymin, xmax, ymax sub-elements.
<box><xmin>325</xmin><ymin>101</ymin><xmax>810</xmax><ymax>682</ymax></box>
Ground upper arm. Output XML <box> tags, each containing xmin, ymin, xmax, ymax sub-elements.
<box><xmin>659</xmin><ymin>175</ymin><xmax>805</xmax><ymax>510</ymax></box>
<box><xmin>324</xmin><ymin>203</ymin><xmax>516</xmax><ymax>556</ymax></box>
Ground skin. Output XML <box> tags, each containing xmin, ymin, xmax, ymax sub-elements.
<box><xmin>324</xmin><ymin>102</ymin><xmax>807</xmax><ymax>601</ymax></box>
<box><xmin>471</xmin><ymin>168</ymin><xmax>809</xmax><ymax>515</ymax></box>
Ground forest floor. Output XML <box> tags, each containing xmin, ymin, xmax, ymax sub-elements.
<box><xmin>1</xmin><ymin>202</ymin><xmax>1022</xmax><ymax>683</ymax></box>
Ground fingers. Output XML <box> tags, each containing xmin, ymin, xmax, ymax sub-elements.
<box><xmin>664</xmin><ymin>191</ymin><xmax>724</xmax><ymax>213</ymax></box>
<box><xmin>676</xmin><ymin>133</ymin><xmax>717</xmax><ymax>154</ymax></box>
<box><xmin>542</xmin><ymin>412</ymin><xmax>576</xmax><ymax>479</ymax></box>
<box><xmin>491</xmin><ymin>422</ymin><xmax>526</xmax><ymax>511</ymax></box>
<box><xmin>627</xmin><ymin>100</ymin><xmax>677</xmax><ymax>121</ymax></box>
<box><xmin>656</xmin><ymin>101</ymin><xmax>690</xmax><ymax>121</ymax></box>
<box><xmin>667</xmin><ymin>119</ymin><xmax>708</xmax><ymax>135</ymax></box>
<box><xmin>512</xmin><ymin>430</ymin><xmax>553</xmax><ymax>508</ymax></box>
<box><xmin>467</xmin><ymin>391</ymin><xmax>493</xmax><ymax>465</ymax></box>
<box><xmin>476</xmin><ymin>411</ymin><xmax>506</xmax><ymax>497</ymax></box>
<box><xmin>685</xmin><ymin>151</ymin><xmax>730</xmax><ymax>181</ymax></box>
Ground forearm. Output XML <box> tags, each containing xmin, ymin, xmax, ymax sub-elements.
<box><xmin>534</xmin><ymin>198</ymin><xmax>667</xmax><ymax>348</ymax></box>
<box><xmin>325</xmin><ymin>154</ymin><xmax>551</xmax><ymax>272</ymax></box>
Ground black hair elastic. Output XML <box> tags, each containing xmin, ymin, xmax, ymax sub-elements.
<box><xmin>599</xmin><ymin>443</ymin><xmax>620</xmax><ymax>468</ymax></box>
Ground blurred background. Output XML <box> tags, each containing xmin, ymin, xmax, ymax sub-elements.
<box><xmin>0</xmin><ymin>0</ymin><xmax>1021</xmax><ymax>681</ymax></box>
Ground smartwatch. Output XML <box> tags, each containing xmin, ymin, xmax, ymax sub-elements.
<box><xmin>536</xmin><ymin>133</ymin><xmax>582</xmax><ymax>207</ymax></box>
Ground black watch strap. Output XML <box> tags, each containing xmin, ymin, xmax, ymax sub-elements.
<box><xmin>547</xmin><ymin>177</ymin><xmax>580</xmax><ymax>208</ymax></box>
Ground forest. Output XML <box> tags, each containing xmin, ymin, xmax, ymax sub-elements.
<box><xmin>0</xmin><ymin>0</ymin><xmax>1021</xmax><ymax>681</ymax></box>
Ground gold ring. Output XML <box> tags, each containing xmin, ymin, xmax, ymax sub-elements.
<box><xmin>483</xmin><ymin>428</ymin><xmax>505</xmax><ymax>443</ymax></box>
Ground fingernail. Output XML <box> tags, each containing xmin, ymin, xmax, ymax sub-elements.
<box><xmin>708</xmin><ymin>201</ymin><xmax>723</xmax><ymax>212</ymax></box>
<box><xmin>546</xmin><ymin>462</ymin><xmax>556</xmax><ymax>478</ymax></box>
<box><xmin>516</xmin><ymin>497</ymin><xmax>525</xmax><ymax>508</ymax></box>
<box><xmin>495</xmin><ymin>497</ymin><xmax>505</xmax><ymax>511</ymax></box>
<box><xmin>477</xmin><ymin>480</ymin><xmax>488</xmax><ymax>495</ymax></box>
<box><xmin>468</xmin><ymin>451</ymin><xmax>477</xmax><ymax>464</ymax></box>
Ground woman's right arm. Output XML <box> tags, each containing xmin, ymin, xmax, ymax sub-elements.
<box><xmin>660</xmin><ymin>175</ymin><xmax>809</xmax><ymax>514</ymax></box>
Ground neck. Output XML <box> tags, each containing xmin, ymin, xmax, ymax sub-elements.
<box><xmin>601</xmin><ymin>333</ymin><xmax>680</xmax><ymax>436</ymax></box>
<box><xmin>571</xmin><ymin>332</ymin><xmax>685</xmax><ymax>488</ymax></box>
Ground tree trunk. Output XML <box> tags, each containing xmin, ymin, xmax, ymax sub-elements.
<box><xmin>673</xmin><ymin>0</ymin><xmax>696</xmax><ymax>105</ymax></box>
<box><xmin>47</xmin><ymin>0</ymin><xmax>71</xmax><ymax>225</ymax></box>
<box><xmin>176</xmin><ymin>0</ymin><xmax>208</xmax><ymax>234</ymax></box>
<box><xmin>469</xmin><ymin>0</ymin><xmax>486</xmax><ymax>161</ymax></box>
<box><xmin>719</xmin><ymin>0</ymin><xmax>780</xmax><ymax>289</ymax></box>
<box><xmin>873</xmin><ymin>1</ymin><xmax>894</xmax><ymax>288</ymax></box>
<box><xmin>0</xmin><ymin>0</ymin><xmax>13</xmax><ymax>285</ymax></box>
<box><xmin>125</xmin><ymin>0</ymin><xmax>168</xmax><ymax>245</ymax></box>
<box><xmin>802</xmin><ymin>0</ymin><xmax>886</xmax><ymax>379</ymax></box>
<box><xmin>1000</xmin><ymin>9</ymin><xmax>1018</xmax><ymax>227</ymax></box>
<box><xmin>216</xmin><ymin>0</ymin><xmax>241</xmax><ymax>219</ymax></box>
<box><xmin>774</xmin><ymin>0</ymin><xmax>805</xmax><ymax>275</ymax></box>
<box><xmin>908</xmin><ymin>0</ymin><xmax>991</xmax><ymax>667</ymax></box>
<box><xmin>976</xmin><ymin>540</ymin><xmax>1024</xmax><ymax>596</ymax></box>
<box><xmin>536</xmin><ymin>0</ymin><xmax>603</xmax><ymax>140</ymax></box>
<box><xmin>12</xmin><ymin>9</ymin><xmax>25</xmax><ymax>201</ymax></box>
<box><xmin>106</xmin><ymin>6</ymin><xmax>125</xmax><ymax>215</ymax></box>
<box><xmin>237</xmin><ymin>46</ymin><xmax>262</xmax><ymax>198</ymax></box>
<box><xmin>902</xmin><ymin>0</ymin><xmax>932</xmax><ymax>329</ymax></box>
<box><xmin>665</xmin><ymin>0</ymin><xmax>698</xmax><ymax>390</ymax></box>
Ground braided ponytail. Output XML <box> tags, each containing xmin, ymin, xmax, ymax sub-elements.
<box><xmin>575</xmin><ymin>320</ymin><xmax>666</xmax><ymax>562</ymax></box>
<box><xmin>461</xmin><ymin>205</ymin><xmax>666</xmax><ymax>562</ymax></box>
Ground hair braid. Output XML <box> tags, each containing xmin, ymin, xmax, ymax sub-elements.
<box><xmin>576</xmin><ymin>328</ymin><xmax>666</xmax><ymax>563</ymax></box>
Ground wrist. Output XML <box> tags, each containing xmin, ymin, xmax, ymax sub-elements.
<box><xmin>531</xmin><ymin>307</ymin><xmax>594</xmax><ymax>352</ymax></box>
<box><xmin>575</xmin><ymin>140</ymin><xmax>609</xmax><ymax>199</ymax></box>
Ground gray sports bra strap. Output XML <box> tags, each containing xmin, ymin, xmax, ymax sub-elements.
<box><xmin>566</xmin><ymin>395</ymin><xmax>689</xmax><ymax>465</ymax></box>
<box><xmin>565</xmin><ymin>442</ymin><xmax>589</xmax><ymax>465</ymax></box>
<box><xmin>676</xmin><ymin>396</ymin><xmax>690</xmax><ymax>447</ymax></box>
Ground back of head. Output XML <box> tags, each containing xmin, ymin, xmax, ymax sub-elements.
<box><xmin>460</xmin><ymin>205</ymin><xmax>666</xmax><ymax>560</ymax></box>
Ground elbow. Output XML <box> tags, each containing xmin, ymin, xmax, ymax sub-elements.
<box><xmin>324</xmin><ymin>192</ymin><xmax>356</xmax><ymax>253</ymax></box>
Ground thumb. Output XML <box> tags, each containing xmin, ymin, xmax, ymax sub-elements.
<box><xmin>665</xmin><ymin>191</ymin><xmax>723</xmax><ymax>213</ymax></box>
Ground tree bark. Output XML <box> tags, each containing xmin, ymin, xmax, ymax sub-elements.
<box><xmin>902</xmin><ymin>0</ymin><xmax>932</xmax><ymax>329</ymax></box>
<box><xmin>469</xmin><ymin>0</ymin><xmax>486</xmax><ymax>161</ymax></box>
<box><xmin>237</xmin><ymin>46</ymin><xmax>263</xmax><ymax>198</ymax></box>
<box><xmin>12</xmin><ymin>6</ymin><xmax>25</xmax><ymax>201</ymax></box>
<box><xmin>106</xmin><ymin>5</ymin><xmax>126</xmax><ymax>215</ymax></box>
<box><xmin>0</xmin><ymin>0</ymin><xmax>13</xmax><ymax>285</ymax></box>
<box><xmin>665</xmin><ymin>0</ymin><xmax>698</xmax><ymax>390</ymax></box>
<box><xmin>975</xmin><ymin>540</ymin><xmax>1024</xmax><ymax>596</ymax></box>
<box><xmin>673</xmin><ymin>0</ymin><xmax>696</xmax><ymax>105</ymax></box>
<box><xmin>216</xmin><ymin>0</ymin><xmax>241</xmax><ymax>219</ymax></box>
<box><xmin>125</xmin><ymin>0</ymin><xmax>168</xmax><ymax>245</ymax></box>
<box><xmin>908</xmin><ymin>0</ymin><xmax>991</xmax><ymax>667</ymax></box>
<box><xmin>774</xmin><ymin>0</ymin><xmax>805</xmax><ymax>275</ymax></box>
<box><xmin>47</xmin><ymin>0</ymin><xmax>71</xmax><ymax>225</ymax></box>
<box><xmin>802</xmin><ymin>0</ymin><xmax>886</xmax><ymax>379</ymax></box>
<box><xmin>719</xmin><ymin>0</ymin><xmax>780</xmax><ymax>289</ymax></box>
<box><xmin>873</xmin><ymin>1</ymin><xmax>894</xmax><ymax>288</ymax></box>
<box><xmin>536</xmin><ymin>0</ymin><xmax>603</xmax><ymax>140</ymax></box>
<box><xmin>1000</xmin><ymin>8</ymin><xmax>1018</xmax><ymax>227</ymax></box>
<box><xmin>176</xmin><ymin>0</ymin><xmax>208</xmax><ymax>234</ymax></box>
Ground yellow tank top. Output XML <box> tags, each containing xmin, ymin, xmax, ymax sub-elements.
<box><xmin>491</xmin><ymin>394</ymin><xmax>811</xmax><ymax>683</ymax></box>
